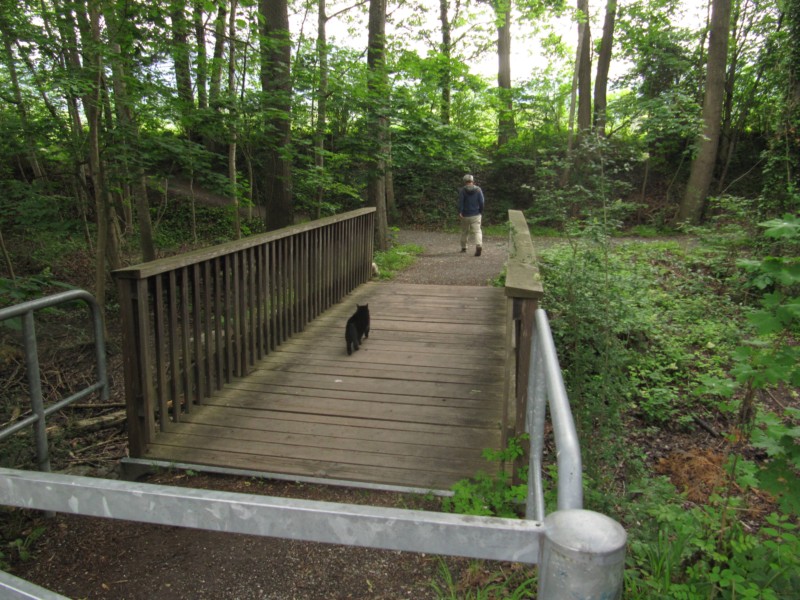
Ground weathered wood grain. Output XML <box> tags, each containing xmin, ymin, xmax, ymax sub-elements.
<box><xmin>143</xmin><ymin>282</ymin><xmax>507</xmax><ymax>490</ymax></box>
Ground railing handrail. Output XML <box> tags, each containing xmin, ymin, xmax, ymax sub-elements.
<box><xmin>0</xmin><ymin>289</ymin><xmax>109</xmax><ymax>472</ymax></box>
<box><xmin>114</xmin><ymin>207</ymin><xmax>376</xmax><ymax>280</ymax></box>
<box><xmin>526</xmin><ymin>308</ymin><xmax>583</xmax><ymax>521</ymax></box>
<box><xmin>113</xmin><ymin>208</ymin><xmax>376</xmax><ymax>457</ymax></box>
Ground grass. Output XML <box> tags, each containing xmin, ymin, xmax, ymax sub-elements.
<box><xmin>373</xmin><ymin>243</ymin><xmax>424</xmax><ymax>279</ymax></box>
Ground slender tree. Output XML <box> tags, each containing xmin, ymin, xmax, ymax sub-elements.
<box><xmin>679</xmin><ymin>0</ymin><xmax>733</xmax><ymax>223</ymax></box>
<box><xmin>439</xmin><ymin>0</ymin><xmax>452</xmax><ymax>124</ymax></box>
<box><xmin>259</xmin><ymin>0</ymin><xmax>294</xmax><ymax>230</ymax></box>
<box><xmin>367</xmin><ymin>0</ymin><xmax>390</xmax><ymax>250</ymax></box>
<box><xmin>314</xmin><ymin>0</ymin><xmax>329</xmax><ymax>218</ymax></box>
<box><xmin>194</xmin><ymin>1</ymin><xmax>209</xmax><ymax>111</ymax></box>
<box><xmin>0</xmin><ymin>12</ymin><xmax>45</xmax><ymax>181</ymax></box>
<box><xmin>593</xmin><ymin>0</ymin><xmax>617</xmax><ymax>136</ymax></box>
<box><xmin>493</xmin><ymin>0</ymin><xmax>516</xmax><ymax>145</ymax></box>
<box><xmin>577</xmin><ymin>0</ymin><xmax>592</xmax><ymax>133</ymax></box>
<box><xmin>209</xmin><ymin>1</ymin><xmax>228</xmax><ymax>108</ymax></box>
<box><xmin>228</xmin><ymin>0</ymin><xmax>240</xmax><ymax>239</ymax></box>
<box><xmin>170</xmin><ymin>0</ymin><xmax>196</xmax><ymax>138</ymax></box>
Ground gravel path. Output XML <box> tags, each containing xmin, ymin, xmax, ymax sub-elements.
<box><xmin>393</xmin><ymin>230</ymin><xmax>508</xmax><ymax>286</ymax></box>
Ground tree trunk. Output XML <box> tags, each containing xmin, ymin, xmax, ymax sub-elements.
<box><xmin>385</xmin><ymin>133</ymin><xmax>396</xmax><ymax>222</ymax></box>
<box><xmin>209</xmin><ymin>2</ymin><xmax>227</xmax><ymax>108</ymax></box>
<box><xmin>315</xmin><ymin>0</ymin><xmax>329</xmax><ymax>219</ymax></box>
<box><xmin>367</xmin><ymin>0</ymin><xmax>389</xmax><ymax>250</ymax></box>
<box><xmin>679</xmin><ymin>0</ymin><xmax>732</xmax><ymax>224</ymax></box>
<box><xmin>194</xmin><ymin>0</ymin><xmax>209</xmax><ymax>110</ymax></box>
<box><xmin>593</xmin><ymin>0</ymin><xmax>617</xmax><ymax>136</ymax></box>
<box><xmin>170</xmin><ymin>0</ymin><xmax>195</xmax><ymax>138</ymax></box>
<box><xmin>717</xmin><ymin>2</ymin><xmax>743</xmax><ymax>191</ymax></box>
<box><xmin>496</xmin><ymin>0</ymin><xmax>516</xmax><ymax>146</ymax></box>
<box><xmin>259</xmin><ymin>0</ymin><xmax>293</xmax><ymax>231</ymax></box>
<box><xmin>52</xmin><ymin>0</ymin><xmax>94</xmax><ymax>240</ymax></box>
<box><xmin>577</xmin><ymin>0</ymin><xmax>592</xmax><ymax>133</ymax></box>
<box><xmin>0</xmin><ymin>21</ymin><xmax>46</xmax><ymax>181</ymax></box>
<box><xmin>77</xmin><ymin>0</ymin><xmax>111</xmax><ymax>320</ymax></box>
<box><xmin>439</xmin><ymin>0</ymin><xmax>451</xmax><ymax>125</ymax></box>
<box><xmin>228</xmin><ymin>0</ymin><xmax>240</xmax><ymax>239</ymax></box>
<box><xmin>109</xmin><ymin>41</ymin><xmax>157</xmax><ymax>262</ymax></box>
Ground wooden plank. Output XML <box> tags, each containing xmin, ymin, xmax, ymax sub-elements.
<box><xmin>143</xmin><ymin>279</ymin><xmax>508</xmax><ymax>489</ymax></box>
<box><xmin>238</xmin><ymin>369</ymin><xmax>503</xmax><ymax>400</ymax></box>
<box><xmin>153</xmin><ymin>423</ymin><xmax>488</xmax><ymax>467</ymax></box>
<box><xmin>145</xmin><ymin>444</ymin><xmax>490</xmax><ymax>490</ymax></box>
<box><xmin>202</xmin><ymin>389</ymin><xmax>500</xmax><ymax>427</ymax></box>
<box><xmin>150</xmin><ymin>431</ymin><xmax>486</xmax><ymax>474</ymax></box>
<box><xmin>180</xmin><ymin>407</ymin><xmax>496</xmax><ymax>445</ymax></box>
<box><xmin>259</xmin><ymin>358</ymin><xmax>503</xmax><ymax>384</ymax></box>
<box><xmin>180</xmin><ymin>406</ymin><xmax>497</xmax><ymax>447</ymax></box>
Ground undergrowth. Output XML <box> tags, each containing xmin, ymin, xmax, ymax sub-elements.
<box><xmin>437</xmin><ymin>212</ymin><xmax>800</xmax><ymax>599</ymax></box>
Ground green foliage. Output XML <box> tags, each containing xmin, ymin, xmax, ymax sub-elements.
<box><xmin>372</xmin><ymin>243</ymin><xmax>423</xmax><ymax>280</ymax></box>
<box><xmin>443</xmin><ymin>437</ymin><xmax>528</xmax><ymax>518</ymax></box>
<box><xmin>5</xmin><ymin>526</ymin><xmax>45</xmax><ymax>563</ymax></box>
<box><xmin>430</xmin><ymin>558</ymin><xmax>536</xmax><ymax>600</ymax></box>
<box><xmin>625</xmin><ymin>479</ymin><xmax>800</xmax><ymax>599</ymax></box>
<box><xmin>0</xmin><ymin>271</ymin><xmax>76</xmax><ymax>334</ymax></box>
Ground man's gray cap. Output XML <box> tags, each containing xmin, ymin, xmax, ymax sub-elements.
<box><xmin>463</xmin><ymin>174</ymin><xmax>474</xmax><ymax>183</ymax></box>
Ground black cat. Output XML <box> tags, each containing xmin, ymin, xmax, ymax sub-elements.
<box><xmin>345</xmin><ymin>304</ymin><xmax>370</xmax><ymax>355</ymax></box>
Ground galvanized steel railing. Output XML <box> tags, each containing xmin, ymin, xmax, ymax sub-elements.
<box><xmin>0</xmin><ymin>289</ymin><xmax>109</xmax><ymax>473</ymax></box>
<box><xmin>526</xmin><ymin>308</ymin><xmax>583</xmax><ymax>521</ymax></box>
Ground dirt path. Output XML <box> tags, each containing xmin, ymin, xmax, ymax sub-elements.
<box><xmin>11</xmin><ymin>230</ymin><xmax>516</xmax><ymax>600</ymax></box>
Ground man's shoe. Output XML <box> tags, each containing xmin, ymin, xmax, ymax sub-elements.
<box><xmin>475</xmin><ymin>246</ymin><xmax>482</xmax><ymax>256</ymax></box>
<box><xmin>460</xmin><ymin>248</ymin><xmax>467</xmax><ymax>253</ymax></box>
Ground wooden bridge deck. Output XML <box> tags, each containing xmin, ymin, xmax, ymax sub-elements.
<box><xmin>143</xmin><ymin>282</ymin><xmax>507</xmax><ymax>491</ymax></box>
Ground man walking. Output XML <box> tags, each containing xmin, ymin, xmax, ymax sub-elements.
<box><xmin>458</xmin><ymin>174</ymin><xmax>485</xmax><ymax>256</ymax></box>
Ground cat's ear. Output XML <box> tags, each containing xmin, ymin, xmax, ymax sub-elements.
<box><xmin>364</xmin><ymin>304</ymin><xmax>368</xmax><ymax>308</ymax></box>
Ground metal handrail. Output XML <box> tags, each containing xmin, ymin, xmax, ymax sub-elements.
<box><xmin>0</xmin><ymin>302</ymin><xmax>626</xmax><ymax>600</ymax></box>
<box><xmin>0</xmin><ymin>289</ymin><xmax>108</xmax><ymax>472</ymax></box>
<box><xmin>525</xmin><ymin>308</ymin><xmax>583</xmax><ymax>521</ymax></box>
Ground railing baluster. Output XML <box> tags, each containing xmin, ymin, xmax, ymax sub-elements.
<box><xmin>153</xmin><ymin>275</ymin><xmax>169</xmax><ymax>430</ymax></box>
<box><xmin>168</xmin><ymin>270</ymin><xmax>181</xmax><ymax>423</ymax></box>
<box><xmin>112</xmin><ymin>209</ymin><xmax>375</xmax><ymax>456</ymax></box>
<box><xmin>213</xmin><ymin>257</ymin><xmax>224</xmax><ymax>389</ymax></box>
<box><xmin>192</xmin><ymin>263</ymin><xmax>206</xmax><ymax>403</ymax></box>
<box><xmin>180</xmin><ymin>267</ymin><xmax>192</xmax><ymax>412</ymax></box>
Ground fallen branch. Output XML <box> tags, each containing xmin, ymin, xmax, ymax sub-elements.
<box><xmin>693</xmin><ymin>415</ymin><xmax>721</xmax><ymax>438</ymax></box>
<box><xmin>71</xmin><ymin>410</ymin><xmax>126</xmax><ymax>433</ymax></box>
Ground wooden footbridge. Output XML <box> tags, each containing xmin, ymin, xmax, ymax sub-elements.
<box><xmin>113</xmin><ymin>209</ymin><xmax>543</xmax><ymax>491</ymax></box>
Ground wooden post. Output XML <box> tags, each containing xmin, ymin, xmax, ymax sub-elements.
<box><xmin>504</xmin><ymin>210</ymin><xmax>544</xmax><ymax>481</ymax></box>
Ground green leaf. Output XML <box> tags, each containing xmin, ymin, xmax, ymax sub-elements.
<box><xmin>759</xmin><ymin>215</ymin><xmax>800</xmax><ymax>239</ymax></box>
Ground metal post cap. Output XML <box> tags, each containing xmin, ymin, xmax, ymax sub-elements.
<box><xmin>543</xmin><ymin>509</ymin><xmax>626</xmax><ymax>562</ymax></box>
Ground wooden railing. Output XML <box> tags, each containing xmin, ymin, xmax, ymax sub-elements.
<box><xmin>503</xmin><ymin>210</ymin><xmax>545</xmax><ymax>459</ymax></box>
<box><xmin>113</xmin><ymin>208</ymin><xmax>376</xmax><ymax>457</ymax></box>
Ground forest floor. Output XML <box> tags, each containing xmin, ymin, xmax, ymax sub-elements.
<box><xmin>5</xmin><ymin>229</ymin><xmax>526</xmax><ymax>600</ymax></box>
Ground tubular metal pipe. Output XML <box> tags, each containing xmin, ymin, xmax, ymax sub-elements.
<box><xmin>526</xmin><ymin>330</ymin><xmax>547</xmax><ymax>522</ymax></box>
<box><xmin>0</xmin><ymin>468</ymin><xmax>545</xmax><ymax>565</ymax></box>
<box><xmin>0</xmin><ymin>289</ymin><xmax>109</xmax><ymax>473</ymax></box>
<box><xmin>534</xmin><ymin>309</ymin><xmax>583</xmax><ymax>511</ymax></box>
